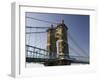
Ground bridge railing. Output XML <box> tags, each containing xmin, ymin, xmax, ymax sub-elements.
<box><xmin>26</xmin><ymin>45</ymin><xmax>89</xmax><ymax>63</ymax></box>
<box><xmin>26</xmin><ymin>45</ymin><xmax>49</xmax><ymax>59</ymax></box>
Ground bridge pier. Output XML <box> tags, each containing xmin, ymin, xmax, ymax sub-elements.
<box><xmin>44</xmin><ymin>59</ymin><xmax>71</xmax><ymax>66</ymax></box>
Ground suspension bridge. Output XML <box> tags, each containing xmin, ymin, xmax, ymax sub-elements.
<box><xmin>25</xmin><ymin>16</ymin><xmax>89</xmax><ymax>66</ymax></box>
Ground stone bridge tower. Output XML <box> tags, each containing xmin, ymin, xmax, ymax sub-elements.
<box><xmin>46</xmin><ymin>20</ymin><xmax>70</xmax><ymax>65</ymax></box>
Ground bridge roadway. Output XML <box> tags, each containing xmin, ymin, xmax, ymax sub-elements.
<box><xmin>26</xmin><ymin>57</ymin><xmax>89</xmax><ymax>66</ymax></box>
<box><xmin>26</xmin><ymin>45</ymin><xmax>89</xmax><ymax>66</ymax></box>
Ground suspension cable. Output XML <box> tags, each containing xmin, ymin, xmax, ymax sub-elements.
<box><xmin>26</xmin><ymin>16</ymin><xmax>58</xmax><ymax>24</ymax></box>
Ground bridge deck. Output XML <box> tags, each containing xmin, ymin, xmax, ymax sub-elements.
<box><xmin>26</xmin><ymin>45</ymin><xmax>89</xmax><ymax>66</ymax></box>
<box><xmin>26</xmin><ymin>57</ymin><xmax>89</xmax><ymax>66</ymax></box>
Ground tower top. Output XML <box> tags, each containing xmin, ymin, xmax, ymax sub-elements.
<box><xmin>51</xmin><ymin>24</ymin><xmax>53</xmax><ymax>28</ymax></box>
<box><xmin>62</xmin><ymin>19</ymin><xmax>64</xmax><ymax>24</ymax></box>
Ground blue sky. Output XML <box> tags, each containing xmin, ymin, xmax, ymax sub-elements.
<box><xmin>25</xmin><ymin>12</ymin><xmax>89</xmax><ymax>60</ymax></box>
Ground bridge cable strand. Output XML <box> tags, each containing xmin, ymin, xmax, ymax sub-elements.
<box><xmin>27</xmin><ymin>24</ymin><xmax>31</xmax><ymax>45</ymax></box>
<box><xmin>69</xmin><ymin>47</ymin><xmax>89</xmax><ymax>61</ymax></box>
<box><xmin>68</xmin><ymin>31</ymin><xmax>88</xmax><ymax>56</ymax></box>
<box><xmin>69</xmin><ymin>45</ymin><xmax>89</xmax><ymax>57</ymax></box>
<box><xmin>26</xmin><ymin>26</ymin><xmax>51</xmax><ymax>29</ymax></box>
<box><xmin>69</xmin><ymin>45</ymin><xmax>84</xmax><ymax>57</ymax></box>
<box><xmin>26</xmin><ymin>31</ymin><xmax>47</xmax><ymax>34</ymax></box>
<box><xmin>26</xmin><ymin>25</ymin><xmax>49</xmax><ymax>34</ymax></box>
<box><xmin>26</xmin><ymin>16</ymin><xmax>58</xmax><ymax>24</ymax></box>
